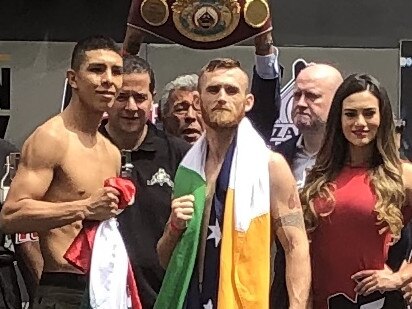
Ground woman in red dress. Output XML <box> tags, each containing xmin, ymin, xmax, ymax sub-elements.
<box><xmin>300</xmin><ymin>73</ymin><xmax>412</xmax><ymax>308</ymax></box>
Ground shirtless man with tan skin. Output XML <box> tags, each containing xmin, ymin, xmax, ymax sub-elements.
<box><xmin>0</xmin><ymin>36</ymin><xmax>123</xmax><ymax>308</ymax></box>
<box><xmin>157</xmin><ymin>59</ymin><xmax>311</xmax><ymax>308</ymax></box>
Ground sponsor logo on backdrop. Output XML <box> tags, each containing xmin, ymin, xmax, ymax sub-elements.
<box><xmin>270</xmin><ymin>59</ymin><xmax>307</xmax><ymax>146</ymax></box>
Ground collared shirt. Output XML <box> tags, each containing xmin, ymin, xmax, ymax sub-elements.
<box><xmin>99</xmin><ymin>122</ymin><xmax>190</xmax><ymax>309</ymax></box>
<box><xmin>249</xmin><ymin>51</ymin><xmax>281</xmax><ymax>142</ymax></box>
<box><xmin>292</xmin><ymin>135</ymin><xmax>318</xmax><ymax>188</ymax></box>
<box><xmin>255</xmin><ymin>50</ymin><xmax>279</xmax><ymax>80</ymax></box>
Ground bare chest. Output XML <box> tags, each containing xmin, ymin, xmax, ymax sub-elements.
<box><xmin>49</xmin><ymin>140</ymin><xmax>118</xmax><ymax>200</ymax></box>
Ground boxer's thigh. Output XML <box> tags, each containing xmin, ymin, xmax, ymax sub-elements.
<box><xmin>33</xmin><ymin>286</ymin><xmax>83</xmax><ymax>309</ymax></box>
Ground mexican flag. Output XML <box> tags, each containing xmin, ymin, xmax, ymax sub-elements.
<box><xmin>65</xmin><ymin>178</ymin><xmax>142</xmax><ymax>309</ymax></box>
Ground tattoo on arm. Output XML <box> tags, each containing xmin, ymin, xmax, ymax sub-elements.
<box><xmin>288</xmin><ymin>187</ymin><xmax>301</xmax><ymax>210</ymax></box>
<box><xmin>274</xmin><ymin>212</ymin><xmax>306</xmax><ymax>231</ymax></box>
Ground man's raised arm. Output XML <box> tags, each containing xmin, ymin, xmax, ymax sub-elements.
<box><xmin>247</xmin><ymin>31</ymin><xmax>281</xmax><ymax>142</ymax></box>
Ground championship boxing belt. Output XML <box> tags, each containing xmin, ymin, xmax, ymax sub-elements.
<box><xmin>127</xmin><ymin>0</ymin><xmax>272</xmax><ymax>49</ymax></box>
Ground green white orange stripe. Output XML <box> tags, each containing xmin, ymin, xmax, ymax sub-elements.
<box><xmin>155</xmin><ymin>118</ymin><xmax>271</xmax><ymax>309</ymax></box>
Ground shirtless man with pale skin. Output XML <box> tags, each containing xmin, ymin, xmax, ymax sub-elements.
<box><xmin>0</xmin><ymin>36</ymin><xmax>123</xmax><ymax>308</ymax></box>
<box><xmin>157</xmin><ymin>59</ymin><xmax>311</xmax><ymax>308</ymax></box>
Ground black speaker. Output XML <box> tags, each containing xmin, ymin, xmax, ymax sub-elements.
<box><xmin>0</xmin><ymin>68</ymin><xmax>11</xmax><ymax>139</ymax></box>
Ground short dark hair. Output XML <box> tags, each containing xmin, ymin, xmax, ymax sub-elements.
<box><xmin>123</xmin><ymin>55</ymin><xmax>156</xmax><ymax>94</ymax></box>
<box><xmin>71</xmin><ymin>35</ymin><xmax>121</xmax><ymax>71</ymax></box>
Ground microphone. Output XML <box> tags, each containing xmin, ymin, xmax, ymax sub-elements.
<box><xmin>0</xmin><ymin>152</ymin><xmax>19</xmax><ymax>203</ymax></box>
<box><xmin>121</xmin><ymin>149</ymin><xmax>134</xmax><ymax>179</ymax></box>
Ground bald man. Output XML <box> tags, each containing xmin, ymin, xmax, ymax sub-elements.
<box><xmin>270</xmin><ymin>64</ymin><xmax>343</xmax><ymax>309</ymax></box>
<box><xmin>272</xmin><ymin>64</ymin><xmax>343</xmax><ymax>188</ymax></box>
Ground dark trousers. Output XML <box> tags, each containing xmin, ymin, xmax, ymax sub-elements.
<box><xmin>33</xmin><ymin>273</ymin><xmax>86</xmax><ymax>309</ymax></box>
<box><xmin>0</xmin><ymin>263</ymin><xmax>21</xmax><ymax>309</ymax></box>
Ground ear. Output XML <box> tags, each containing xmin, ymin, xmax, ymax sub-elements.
<box><xmin>244</xmin><ymin>93</ymin><xmax>254</xmax><ymax>113</ymax></box>
<box><xmin>150</xmin><ymin>90</ymin><xmax>157</xmax><ymax>107</ymax></box>
<box><xmin>193</xmin><ymin>90</ymin><xmax>200</xmax><ymax>110</ymax></box>
<box><xmin>67</xmin><ymin>69</ymin><xmax>78</xmax><ymax>90</ymax></box>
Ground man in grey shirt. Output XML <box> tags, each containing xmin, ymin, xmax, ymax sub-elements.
<box><xmin>273</xmin><ymin>64</ymin><xmax>343</xmax><ymax>188</ymax></box>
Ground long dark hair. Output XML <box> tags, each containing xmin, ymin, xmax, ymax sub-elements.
<box><xmin>301</xmin><ymin>73</ymin><xmax>405</xmax><ymax>237</ymax></box>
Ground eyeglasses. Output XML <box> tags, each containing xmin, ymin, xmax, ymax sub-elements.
<box><xmin>172</xmin><ymin>101</ymin><xmax>201</xmax><ymax>115</ymax></box>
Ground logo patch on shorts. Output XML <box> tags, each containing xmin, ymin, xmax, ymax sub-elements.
<box><xmin>147</xmin><ymin>168</ymin><xmax>174</xmax><ymax>187</ymax></box>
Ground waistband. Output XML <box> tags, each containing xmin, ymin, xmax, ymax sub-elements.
<box><xmin>39</xmin><ymin>272</ymin><xmax>87</xmax><ymax>290</ymax></box>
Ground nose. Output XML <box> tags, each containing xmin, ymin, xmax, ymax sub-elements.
<box><xmin>185</xmin><ymin>105</ymin><xmax>197</xmax><ymax>123</ymax></box>
<box><xmin>216</xmin><ymin>88</ymin><xmax>228</xmax><ymax>106</ymax></box>
<box><xmin>355</xmin><ymin>115</ymin><xmax>367</xmax><ymax>127</ymax></box>
<box><xmin>187</xmin><ymin>104</ymin><xmax>197</xmax><ymax>117</ymax></box>
<box><xmin>125</xmin><ymin>96</ymin><xmax>138</xmax><ymax>111</ymax></box>
<box><xmin>295</xmin><ymin>93</ymin><xmax>307</xmax><ymax>108</ymax></box>
<box><xmin>101</xmin><ymin>69</ymin><xmax>114</xmax><ymax>86</ymax></box>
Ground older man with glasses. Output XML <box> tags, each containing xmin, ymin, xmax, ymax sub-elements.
<box><xmin>160</xmin><ymin>74</ymin><xmax>203</xmax><ymax>145</ymax></box>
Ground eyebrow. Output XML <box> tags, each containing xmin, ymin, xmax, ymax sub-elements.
<box><xmin>303</xmin><ymin>89</ymin><xmax>321</xmax><ymax>95</ymax></box>
<box><xmin>118</xmin><ymin>90</ymin><xmax>147</xmax><ymax>97</ymax></box>
<box><xmin>87</xmin><ymin>62</ymin><xmax>122</xmax><ymax>69</ymax></box>
<box><xmin>343</xmin><ymin>107</ymin><xmax>377</xmax><ymax>112</ymax></box>
<box><xmin>206</xmin><ymin>83</ymin><xmax>239</xmax><ymax>88</ymax></box>
<box><xmin>174</xmin><ymin>100</ymin><xmax>191</xmax><ymax>104</ymax></box>
<box><xmin>87</xmin><ymin>63</ymin><xmax>104</xmax><ymax>68</ymax></box>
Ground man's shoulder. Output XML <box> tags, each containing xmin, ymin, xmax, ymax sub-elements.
<box><xmin>99</xmin><ymin>132</ymin><xmax>120</xmax><ymax>157</ymax></box>
<box><xmin>22</xmin><ymin>116</ymin><xmax>69</xmax><ymax>162</ymax></box>
<box><xmin>150</xmin><ymin>125</ymin><xmax>191</xmax><ymax>155</ymax></box>
<box><xmin>166</xmin><ymin>134</ymin><xmax>191</xmax><ymax>154</ymax></box>
<box><xmin>268</xmin><ymin>151</ymin><xmax>289</xmax><ymax>167</ymax></box>
<box><xmin>34</xmin><ymin>115</ymin><xmax>67</xmax><ymax>137</ymax></box>
<box><xmin>268</xmin><ymin>151</ymin><xmax>295</xmax><ymax>189</ymax></box>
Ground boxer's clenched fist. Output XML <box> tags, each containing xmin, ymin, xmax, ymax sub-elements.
<box><xmin>85</xmin><ymin>187</ymin><xmax>120</xmax><ymax>221</ymax></box>
<box><xmin>170</xmin><ymin>195</ymin><xmax>194</xmax><ymax>230</ymax></box>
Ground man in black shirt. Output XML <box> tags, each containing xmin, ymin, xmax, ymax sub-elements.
<box><xmin>100</xmin><ymin>55</ymin><xmax>190</xmax><ymax>308</ymax></box>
